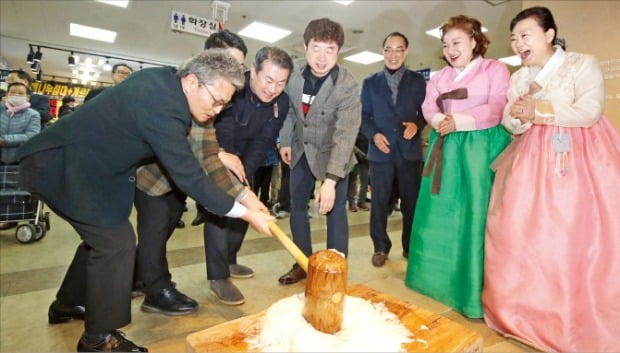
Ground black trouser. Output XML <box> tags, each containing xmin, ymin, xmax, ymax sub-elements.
<box><xmin>277</xmin><ymin>162</ymin><xmax>291</xmax><ymax>212</ymax></box>
<box><xmin>369</xmin><ymin>158</ymin><xmax>422</xmax><ymax>254</ymax></box>
<box><xmin>56</xmin><ymin>219</ymin><xmax>135</xmax><ymax>333</ymax></box>
<box><xmin>203</xmin><ymin>212</ymin><xmax>249</xmax><ymax>280</ymax></box>
<box><xmin>133</xmin><ymin>188</ymin><xmax>185</xmax><ymax>296</ymax></box>
<box><xmin>252</xmin><ymin>165</ymin><xmax>275</xmax><ymax>204</ymax></box>
<box><xmin>347</xmin><ymin>161</ymin><xmax>369</xmax><ymax>204</ymax></box>
<box><xmin>195</xmin><ymin>201</ymin><xmax>206</xmax><ymax>216</ymax></box>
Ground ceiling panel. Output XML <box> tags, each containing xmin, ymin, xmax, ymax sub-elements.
<box><xmin>0</xmin><ymin>0</ymin><xmax>522</xmax><ymax>85</ymax></box>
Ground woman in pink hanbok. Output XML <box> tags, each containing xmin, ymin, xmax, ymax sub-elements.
<box><xmin>483</xmin><ymin>6</ymin><xmax>620</xmax><ymax>352</ymax></box>
<box><xmin>405</xmin><ymin>15</ymin><xmax>511</xmax><ymax>318</ymax></box>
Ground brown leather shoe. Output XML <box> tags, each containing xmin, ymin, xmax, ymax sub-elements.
<box><xmin>209</xmin><ymin>279</ymin><xmax>245</xmax><ymax>305</ymax></box>
<box><xmin>371</xmin><ymin>251</ymin><xmax>388</xmax><ymax>267</ymax></box>
<box><xmin>278</xmin><ymin>264</ymin><xmax>307</xmax><ymax>285</ymax></box>
<box><xmin>348</xmin><ymin>202</ymin><xmax>358</xmax><ymax>212</ymax></box>
<box><xmin>357</xmin><ymin>202</ymin><xmax>370</xmax><ymax>211</ymax></box>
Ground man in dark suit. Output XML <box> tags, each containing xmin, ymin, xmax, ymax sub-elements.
<box><xmin>83</xmin><ymin>63</ymin><xmax>133</xmax><ymax>102</ymax></box>
<box><xmin>360</xmin><ymin>32</ymin><xmax>426</xmax><ymax>267</ymax></box>
<box><xmin>129</xmin><ymin>30</ymin><xmax>258</xmax><ymax>316</ymax></box>
<box><xmin>14</xmin><ymin>50</ymin><xmax>274</xmax><ymax>352</ymax></box>
<box><xmin>205</xmin><ymin>46</ymin><xmax>292</xmax><ymax>305</ymax></box>
<box><xmin>7</xmin><ymin>69</ymin><xmax>51</xmax><ymax>127</ymax></box>
<box><xmin>277</xmin><ymin>18</ymin><xmax>362</xmax><ymax>285</ymax></box>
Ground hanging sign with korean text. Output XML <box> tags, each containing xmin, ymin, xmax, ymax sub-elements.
<box><xmin>171</xmin><ymin>9</ymin><xmax>220</xmax><ymax>38</ymax></box>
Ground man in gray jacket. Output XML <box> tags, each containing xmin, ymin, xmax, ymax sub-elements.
<box><xmin>278</xmin><ymin>18</ymin><xmax>361</xmax><ymax>284</ymax></box>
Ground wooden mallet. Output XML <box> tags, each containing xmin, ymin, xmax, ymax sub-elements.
<box><xmin>268</xmin><ymin>222</ymin><xmax>348</xmax><ymax>334</ymax></box>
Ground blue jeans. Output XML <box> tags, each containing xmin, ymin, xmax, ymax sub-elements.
<box><xmin>289</xmin><ymin>154</ymin><xmax>349</xmax><ymax>257</ymax></box>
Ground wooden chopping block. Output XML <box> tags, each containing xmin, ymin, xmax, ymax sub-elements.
<box><xmin>186</xmin><ymin>284</ymin><xmax>483</xmax><ymax>352</ymax></box>
<box><xmin>268</xmin><ymin>222</ymin><xmax>347</xmax><ymax>334</ymax></box>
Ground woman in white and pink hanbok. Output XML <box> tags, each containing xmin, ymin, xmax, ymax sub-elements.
<box><xmin>483</xmin><ymin>6</ymin><xmax>620</xmax><ymax>352</ymax></box>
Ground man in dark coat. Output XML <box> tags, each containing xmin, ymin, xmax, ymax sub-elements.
<box><xmin>13</xmin><ymin>50</ymin><xmax>274</xmax><ymax>352</ymax></box>
<box><xmin>360</xmin><ymin>32</ymin><xmax>426</xmax><ymax>267</ymax></box>
<box><xmin>83</xmin><ymin>63</ymin><xmax>133</xmax><ymax>102</ymax></box>
<box><xmin>204</xmin><ymin>46</ymin><xmax>292</xmax><ymax>305</ymax></box>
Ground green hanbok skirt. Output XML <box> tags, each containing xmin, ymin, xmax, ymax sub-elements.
<box><xmin>405</xmin><ymin>126</ymin><xmax>510</xmax><ymax>318</ymax></box>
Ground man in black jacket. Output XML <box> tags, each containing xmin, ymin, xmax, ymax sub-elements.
<box><xmin>14</xmin><ymin>50</ymin><xmax>274</xmax><ymax>352</ymax></box>
<box><xmin>83</xmin><ymin>63</ymin><xmax>133</xmax><ymax>102</ymax></box>
<box><xmin>204</xmin><ymin>46</ymin><xmax>293</xmax><ymax>305</ymax></box>
<box><xmin>129</xmin><ymin>30</ymin><xmax>254</xmax><ymax>316</ymax></box>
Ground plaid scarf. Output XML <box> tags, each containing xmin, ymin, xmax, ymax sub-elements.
<box><xmin>383</xmin><ymin>66</ymin><xmax>406</xmax><ymax>105</ymax></box>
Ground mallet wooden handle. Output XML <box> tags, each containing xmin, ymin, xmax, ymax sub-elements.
<box><xmin>268</xmin><ymin>222</ymin><xmax>308</xmax><ymax>272</ymax></box>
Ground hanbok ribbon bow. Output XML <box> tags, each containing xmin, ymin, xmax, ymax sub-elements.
<box><xmin>423</xmin><ymin>88</ymin><xmax>468</xmax><ymax>194</ymax></box>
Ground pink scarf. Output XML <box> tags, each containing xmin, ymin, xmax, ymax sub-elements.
<box><xmin>4</xmin><ymin>101</ymin><xmax>31</xmax><ymax>117</ymax></box>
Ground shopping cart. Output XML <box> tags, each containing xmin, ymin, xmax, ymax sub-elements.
<box><xmin>0</xmin><ymin>165</ymin><xmax>51</xmax><ymax>243</ymax></box>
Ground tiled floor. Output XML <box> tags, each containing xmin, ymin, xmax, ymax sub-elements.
<box><xmin>0</xmin><ymin>202</ymin><xmax>537</xmax><ymax>352</ymax></box>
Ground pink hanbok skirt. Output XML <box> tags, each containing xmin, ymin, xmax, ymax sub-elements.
<box><xmin>483</xmin><ymin>116</ymin><xmax>620</xmax><ymax>352</ymax></box>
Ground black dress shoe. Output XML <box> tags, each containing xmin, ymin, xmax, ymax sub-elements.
<box><xmin>132</xmin><ymin>280</ymin><xmax>177</xmax><ymax>298</ymax></box>
<box><xmin>191</xmin><ymin>213</ymin><xmax>206</xmax><ymax>226</ymax></box>
<box><xmin>141</xmin><ymin>287</ymin><xmax>198</xmax><ymax>316</ymax></box>
<box><xmin>278</xmin><ymin>264</ymin><xmax>307</xmax><ymax>285</ymax></box>
<box><xmin>175</xmin><ymin>219</ymin><xmax>185</xmax><ymax>228</ymax></box>
<box><xmin>77</xmin><ymin>330</ymin><xmax>147</xmax><ymax>352</ymax></box>
<box><xmin>48</xmin><ymin>300</ymin><xmax>85</xmax><ymax>324</ymax></box>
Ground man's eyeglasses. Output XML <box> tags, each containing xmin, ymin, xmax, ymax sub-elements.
<box><xmin>383</xmin><ymin>47</ymin><xmax>406</xmax><ymax>55</ymax></box>
<box><xmin>199</xmin><ymin>80</ymin><xmax>232</xmax><ymax>109</ymax></box>
<box><xmin>114</xmin><ymin>70</ymin><xmax>132</xmax><ymax>76</ymax></box>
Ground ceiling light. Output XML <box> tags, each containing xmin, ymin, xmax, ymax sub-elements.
<box><xmin>96</xmin><ymin>0</ymin><xmax>129</xmax><ymax>8</ymax></box>
<box><xmin>85</xmin><ymin>57</ymin><xmax>93</xmax><ymax>66</ymax></box>
<box><xmin>103</xmin><ymin>59</ymin><xmax>112</xmax><ymax>71</ymax></box>
<box><xmin>344</xmin><ymin>51</ymin><xmax>384</xmax><ymax>65</ymax></box>
<box><xmin>70</xmin><ymin>23</ymin><xmax>117</xmax><ymax>43</ymax></box>
<box><xmin>72</xmin><ymin>69</ymin><xmax>79</xmax><ymax>75</ymax></box>
<box><xmin>425</xmin><ymin>26</ymin><xmax>488</xmax><ymax>39</ymax></box>
<box><xmin>238</xmin><ymin>21</ymin><xmax>291</xmax><ymax>43</ymax></box>
<box><xmin>26</xmin><ymin>47</ymin><xmax>34</xmax><ymax>63</ymax></box>
<box><xmin>97</xmin><ymin>58</ymin><xmax>105</xmax><ymax>66</ymax></box>
<box><xmin>68</xmin><ymin>52</ymin><xmax>76</xmax><ymax>66</ymax></box>
<box><xmin>33</xmin><ymin>47</ymin><xmax>43</xmax><ymax>62</ymax></box>
<box><xmin>499</xmin><ymin>55</ymin><xmax>522</xmax><ymax>66</ymax></box>
<box><xmin>333</xmin><ymin>0</ymin><xmax>354</xmax><ymax>4</ymax></box>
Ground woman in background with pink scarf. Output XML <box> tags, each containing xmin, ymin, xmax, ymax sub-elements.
<box><xmin>1</xmin><ymin>82</ymin><xmax>41</xmax><ymax>165</ymax></box>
